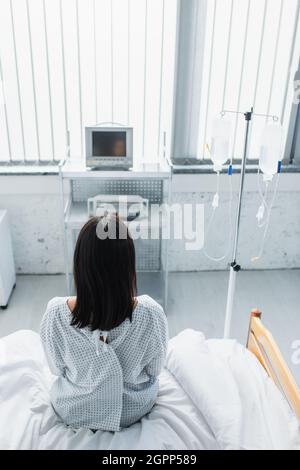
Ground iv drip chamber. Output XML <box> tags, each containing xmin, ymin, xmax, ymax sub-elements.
<box><xmin>259</xmin><ymin>123</ymin><xmax>283</xmax><ymax>181</ymax></box>
<box><xmin>210</xmin><ymin>118</ymin><xmax>231</xmax><ymax>172</ymax></box>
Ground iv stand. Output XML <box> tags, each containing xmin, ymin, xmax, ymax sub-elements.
<box><xmin>223</xmin><ymin>108</ymin><xmax>253</xmax><ymax>338</ymax></box>
<box><xmin>222</xmin><ymin>107</ymin><xmax>279</xmax><ymax>339</ymax></box>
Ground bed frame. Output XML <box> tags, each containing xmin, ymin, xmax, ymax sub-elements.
<box><xmin>247</xmin><ymin>308</ymin><xmax>300</xmax><ymax>420</ymax></box>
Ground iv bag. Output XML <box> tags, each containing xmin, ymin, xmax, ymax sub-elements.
<box><xmin>210</xmin><ymin>118</ymin><xmax>231</xmax><ymax>172</ymax></box>
<box><xmin>259</xmin><ymin>124</ymin><xmax>283</xmax><ymax>181</ymax></box>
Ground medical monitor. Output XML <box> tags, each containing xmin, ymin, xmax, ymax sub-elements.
<box><xmin>85</xmin><ymin>126</ymin><xmax>133</xmax><ymax>170</ymax></box>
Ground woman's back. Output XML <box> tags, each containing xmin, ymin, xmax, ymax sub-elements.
<box><xmin>40</xmin><ymin>294</ymin><xmax>168</xmax><ymax>431</ymax></box>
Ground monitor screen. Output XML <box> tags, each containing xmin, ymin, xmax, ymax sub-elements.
<box><xmin>92</xmin><ymin>131</ymin><xmax>127</xmax><ymax>157</ymax></box>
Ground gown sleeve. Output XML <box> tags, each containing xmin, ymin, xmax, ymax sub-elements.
<box><xmin>145</xmin><ymin>303</ymin><xmax>168</xmax><ymax>378</ymax></box>
<box><xmin>40</xmin><ymin>298</ymin><xmax>65</xmax><ymax>377</ymax></box>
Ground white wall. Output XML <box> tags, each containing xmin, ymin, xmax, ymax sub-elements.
<box><xmin>170</xmin><ymin>173</ymin><xmax>300</xmax><ymax>271</ymax></box>
<box><xmin>0</xmin><ymin>173</ymin><xmax>299</xmax><ymax>273</ymax></box>
<box><xmin>0</xmin><ymin>176</ymin><xmax>64</xmax><ymax>274</ymax></box>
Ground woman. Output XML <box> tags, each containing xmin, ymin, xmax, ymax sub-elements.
<box><xmin>40</xmin><ymin>215</ymin><xmax>168</xmax><ymax>432</ymax></box>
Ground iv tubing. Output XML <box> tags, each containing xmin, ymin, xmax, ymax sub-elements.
<box><xmin>252</xmin><ymin>172</ymin><xmax>281</xmax><ymax>262</ymax></box>
<box><xmin>202</xmin><ymin>169</ymin><xmax>233</xmax><ymax>262</ymax></box>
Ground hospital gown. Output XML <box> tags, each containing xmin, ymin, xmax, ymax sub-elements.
<box><xmin>40</xmin><ymin>295</ymin><xmax>168</xmax><ymax>432</ymax></box>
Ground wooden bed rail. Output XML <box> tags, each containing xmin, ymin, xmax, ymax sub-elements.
<box><xmin>247</xmin><ymin>308</ymin><xmax>300</xmax><ymax>421</ymax></box>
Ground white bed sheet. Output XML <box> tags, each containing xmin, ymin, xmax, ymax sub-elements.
<box><xmin>0</xmin><ymin>329</ymin><xmax>299</xmax><ymax>450</ymax></box>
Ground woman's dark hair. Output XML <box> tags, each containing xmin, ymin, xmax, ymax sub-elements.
<box><xmin>71</xmin><ymin>215</ymin><xmax>137</xmax><ymax>331</ymax></box>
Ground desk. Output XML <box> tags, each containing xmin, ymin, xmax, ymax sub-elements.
<box><xmin>59</xmin><ymin>159</ymin><xmax>172</xmax><ymax>308</ymax></box>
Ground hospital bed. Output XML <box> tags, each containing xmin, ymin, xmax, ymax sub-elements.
<box><xmin>247</xmin><ymin>308</ymin><xmax>300</xmax><ymax>421</ymax></box>
<box><xmin>0</xmin><ymin>308</ymin><xmax>299</xmax><ymax>450</ymax></box>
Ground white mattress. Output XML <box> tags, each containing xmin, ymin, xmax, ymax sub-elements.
<box><xmin>0</xmin><ymin>329</ymin><xmax>299</xmax><ymax>450</ymax></box>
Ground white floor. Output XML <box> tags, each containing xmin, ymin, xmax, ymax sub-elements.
<box><xmin>0</xmin><ymin>270</ymin><xmax>299</xmax><ymax>384</ymax></box>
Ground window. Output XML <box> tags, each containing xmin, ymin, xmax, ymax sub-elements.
<box><xmin>0</xmin><ymin>0</ymin><xmax>177</xmax><ymax>164</ymax></box>
<box><xmin>172</xmin><ymin>0</ymin><xmax>300</xmax><ymax>163</ymax></box>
